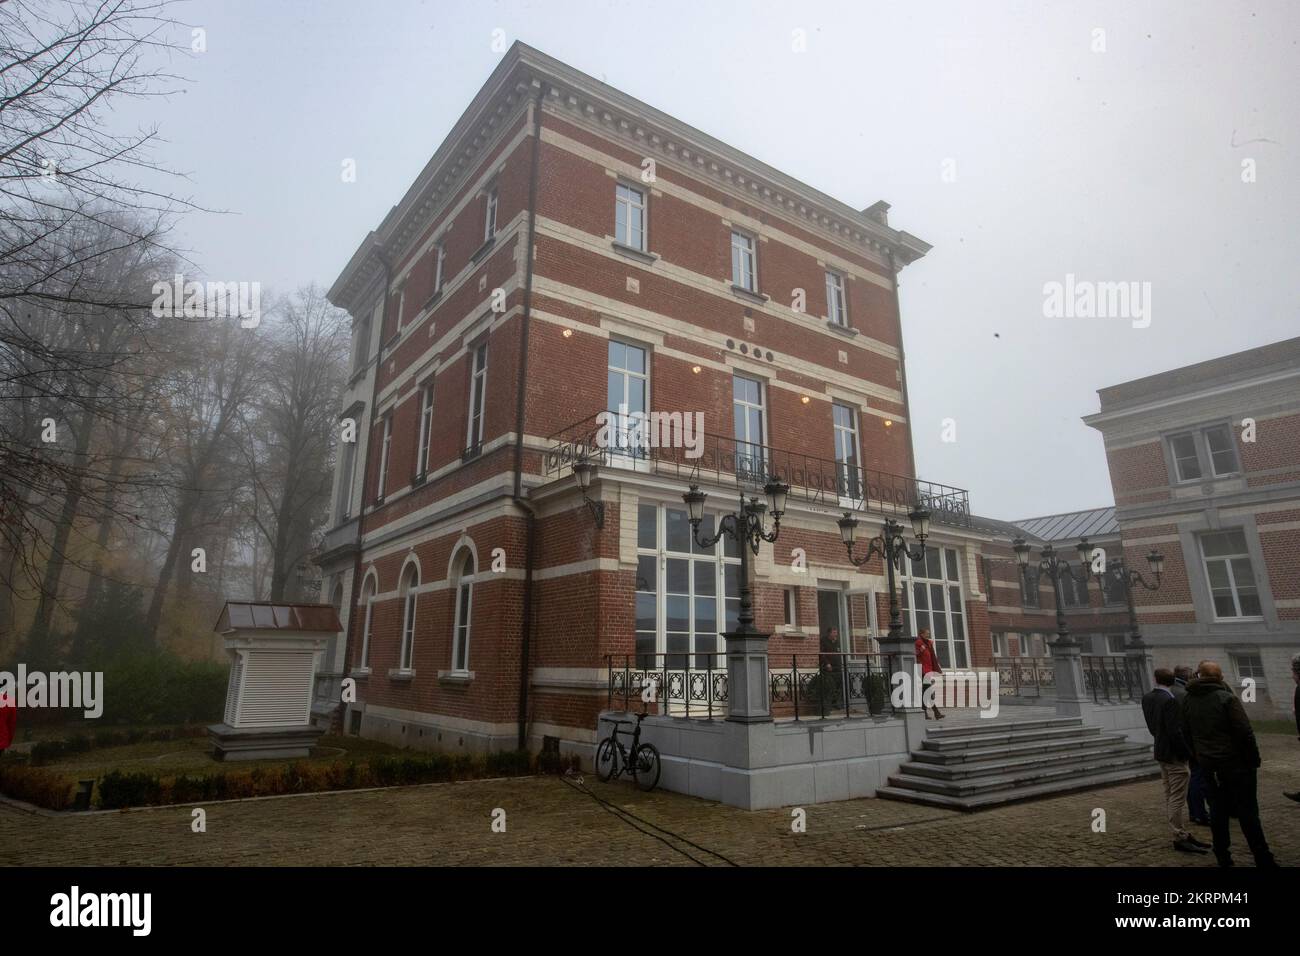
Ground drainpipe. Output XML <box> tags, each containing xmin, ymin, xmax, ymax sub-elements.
<box><xmin>513</xmin><ymin>83</ymin><xmax>545</xmax><ymax>750</ymax></box>
<box><xmin>341</xmin><ymin>244</ymin><xmax>391</xmax><ymax>721</ymax></box>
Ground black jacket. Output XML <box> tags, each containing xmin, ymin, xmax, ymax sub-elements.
<box><xmin>1141</xmin><ymin>687</ymin><xmax>1191</xmax><ymax>763</ymax></box>
<box><xmin>1180</xmin><ymin>677</ymin><xmax>1261</xmax><ymax>772</ymax></box>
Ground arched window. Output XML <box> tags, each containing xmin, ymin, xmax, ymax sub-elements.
<box><xmin>451</xmin><ymin>550</ymin><xmax>475</xmax><ymax>672</ymax></box>
<box><xmin>359</xmin><ymin>574</ymin><xmax>376</xmax><ymax>669</ymax></box>
<box><xmin>399</xmin><ymin>562</ymin><xmax>419</xmax><ymax>671</ymax></box>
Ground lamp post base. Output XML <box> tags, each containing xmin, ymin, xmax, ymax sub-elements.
<box><xmin>723</xmin><ymin>629</ymin><xmax>773</xmax><ymax>723</ymax></box>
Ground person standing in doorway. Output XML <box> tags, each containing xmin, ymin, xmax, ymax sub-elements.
<box><xmin>1142</xmin><ymin>669</ymin><xmax>1209</xmax><ymax>855</ymax></box>
<box><xmin>915</xmin><ymin>628</ymin><xmax>944</xmax><ymax>720</ymax></box>
<box><xmin>1181</xmin><ymin>661</ymin><xmax>1277</xmax><ymax>868</ymax></box>
<box><xmin>1173</xmin><ymin>664</ymin><xmax>1211</xmax><ymax>825</ymax></box>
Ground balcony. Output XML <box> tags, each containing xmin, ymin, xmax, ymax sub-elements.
<box><xmin>543</xmin><ymin>411</ymin><xmax>970</xmax><ymax>526</ymax></box>
<box><xmin>317</xmin><ymin>515</ymin><xmax>360</xmax><ymax>563</ymax></box>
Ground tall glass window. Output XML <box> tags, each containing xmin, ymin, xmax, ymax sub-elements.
<box><xmin>452</xmin><ymin>550</ymin><xmax>475</xmax><ymax>671</ymax></box>
<box><xmin>901</xmin><ymin>546</ymin><xmax>970</xmax><ymax>668</ymax></box>
<box><xmin>730</xmin><ymin>231</ymin><xmax>756</xmax><ymax>291</ymax></box>
<box><xmin>465</xmin><ymin>343</ymin><xmax>487</xmax><ymax>452</ymax></box>
<box><xmin>635</xmin><ymin>503</ymin><xmax>740</xmax><ymax>670</ymax></box>
<box><xmin>1199</xmin><ymin>529</ymin><xmax>1261</xmax><ymax>619</ymax></box>
<box><xmin>615</xmin><ymin>183</ymin><xmax>646</xmax><ymax>251</ymax></box>
<box><xmin>732</xmin><ymin>375</ymin><xmax>766</xmax><ymax>482</ymax></box>
<box><xmin>607</xmin><ymin>340</ymin><xmax>648</xmax><ymax>464</ymax></box>
<box><xmin>825</xmin><ymin>271</ymin><xmax>847</xmax><ymax>325</ymax></box>
<box><xmin>416</xmin><ymin>382</ymin><xmax>434</xmax><ymax>478</ymax></box>
<box><xmin>832</xmin><ymin>402</ymin><xmax>861</xmax><ymax>500</ymax></box>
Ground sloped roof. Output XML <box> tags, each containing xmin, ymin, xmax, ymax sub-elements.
<box><xmin>215</xmin><ymin>602</ymin><xmax>342</xmax><ymax>633</ymax></box>
<box><xmin>1012</xmin><ymin>507</ymin><xmax>1118</xmax><ymax>542</ymax></box>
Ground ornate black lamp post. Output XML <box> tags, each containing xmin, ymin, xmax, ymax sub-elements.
<box><xmin>682</xmin><ymin>478</ymin><xmax>789</xmax><ymax>723</ymax></box>
<box><xmin>1013</xmin><ymin>537</ymin><xmax>1095</xmax><ymax>647</ymax></box>
<box><xmin>682</xmin><ymin>478</ymin><xmax>789</xmax><ymax>636</ymax></box>
<box><xmin>837</xmin><ymin>508</ymin><xmax>931</xmax><ymax>641</ymax></box>
<box><xmin>1093</xmin><ymin>551</ymin><xmax>1165</xmax><ymax>651</ymax></box>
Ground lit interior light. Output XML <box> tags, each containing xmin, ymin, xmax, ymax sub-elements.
<box><xmin>692</xmin><ymin>365</ymin><xmax>702</xmax><ymax>374</ymax></box>
<box><xmin>562</xmin><ymin>328</ymin><xmax>573</xmax><ymax>338</ymax></box>
<box><xmin>884</xmin><ymin>419</ymin><xmax>893</xmax><ymax>427</ymax></box>
<box><xmin>800</xmin><ymin>395</ymin><xmax>811</xmax><ymax>404</ymax></box>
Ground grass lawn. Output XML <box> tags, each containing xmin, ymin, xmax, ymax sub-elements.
<box><xmin>1253</xmin><ymin>719</ymin><xmax>1300</xmax><ymax>736</ymax></box>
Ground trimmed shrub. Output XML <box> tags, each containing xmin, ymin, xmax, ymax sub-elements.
<box><xmin>0</xmin><ymin>763</ymin><xmax>74</xmax><ymax>811</ymax></box>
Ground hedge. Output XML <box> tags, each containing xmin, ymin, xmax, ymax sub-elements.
<box><xmin>0</xmin><ymin>762</ymin><xmax>74</xmax><ymax>811</ymax></box>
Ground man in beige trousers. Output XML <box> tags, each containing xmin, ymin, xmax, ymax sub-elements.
<box><xmin>1141</xmin><ymin>668</ymin><xmax>1211</xmax><ymax>855</ymax></box>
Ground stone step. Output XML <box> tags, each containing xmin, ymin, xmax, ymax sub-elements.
<box><xmin>922</xmin><ymin>716</ymin><xmax>1083</xmax><ymax>740</ymax></box>
<box><xmin>911</xmin><ymin>731</ymin><xmax>1128</xmax><ymax>765</ymax></box>
<box><xmin>921</xmin><ymin>725</ymin><xmax>1105</xmax><ymax>754</ymax></box>
<box><xmin>877</xmin><ymin>764</ymin><xmax>1161</xmax><ymax>811</ymax></box>
<box><xmin>902</xmin><ymin>741</ymin><xmax>1152</xmax><ymax>780</ymax></box>
<box><xmin>886</xmin><ymin>749</ymin><xmax>1155</xmax><ymax>797</ymax></box>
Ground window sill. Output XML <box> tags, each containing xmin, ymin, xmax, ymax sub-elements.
<box><xmin>422</xmin><ymin>288</ymin><xmax>444</xmax><ymax>312</ymax></box>
<box><xmin>1212</xmin><ymin>616</ymin><xmax>1265</xmax><ymax>624</ymax></box>
<box><xmin>730</xmin><ymin>284</ymin><xmax>768</xmax><ymax>305</ymax></box>
<box><xmin>350</xmin><ymin>667</ymin><xmax>371</xmax><ymax>679</ymax></box>
<box><xmin>470</xmin><ymin>236</ymin><xmax>496</xmax><ymax>264</ymax></box>
<box><xmin>438</xmin><ymin>670</ymin><xmax>475</xmax><ymax>685</ymax></box>
<box><xmin>461</xmin><ymin>445</ymin><xmax>482</xmax><ymax>463</ymax></box>
<box><xmin>611</xmin><ymin>240</ymin><xmax>658</xmax><ymax>265</ymax></box>
<box><xmin>412</xmin><ymin>471</ymin><xmax>427</xmax><ymax>488</ymax></box>
<box><xmin>825</xmin><ymin>319</ymin><xmax>859</xmax><ymax>338</ymax></box>
<box><xmin>387</xmin><ymin>668</ymin><xmax>416</xmax><ymax>682</ymax></box>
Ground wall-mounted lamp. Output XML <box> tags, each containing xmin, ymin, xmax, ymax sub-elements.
<box><xmin>571</xmin><ymin>456</ymin><xmax>605</xmax><ymax>529</ymax></box>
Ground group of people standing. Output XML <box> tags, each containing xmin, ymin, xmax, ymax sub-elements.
<box><xmin>1141</xmin><ymin>657</ymin><xmax>1299</xmax><ymax>867</ymax></box>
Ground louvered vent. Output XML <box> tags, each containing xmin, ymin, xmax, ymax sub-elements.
<box><xmin>236</xmin><ymin>651</ymin><xmax>314</xmax><ymax>727</ymax></box>
<box><xmin>224</xmin><ymin>654</ymin><xmax>244</xmax><ymax>724</ymax></box>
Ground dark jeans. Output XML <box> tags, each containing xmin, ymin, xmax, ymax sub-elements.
<box><xmin>1187</xmin><ymin>761</ymin><xmax>1209</xmax><ymax>821</ymax></box>
<box><xmin>1203</xmin><ymin>768</ymin><xmax>1275</xmax><ymax>866</ymax></box>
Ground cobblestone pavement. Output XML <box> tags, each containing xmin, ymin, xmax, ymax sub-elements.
<box><xmin>2</xmin><ymin>736</ymin><xmax>1297</xmax><ymax>867</ymax></box>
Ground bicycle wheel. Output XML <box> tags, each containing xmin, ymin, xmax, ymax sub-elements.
<box><xmin>632</xmin><ymin>743</ymin><xmax>661</xmax><ymax>792</ymax></box>
<box><xmin>595</xmin><ymin>738</ymin><xmax>617</xmax><ymax>781</ymax></box>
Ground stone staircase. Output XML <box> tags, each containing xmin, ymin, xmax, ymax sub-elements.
<box><xmin>876</xmin><ymin>716</ymin><xmax>1158</xmax><ymax>810</ymax></box>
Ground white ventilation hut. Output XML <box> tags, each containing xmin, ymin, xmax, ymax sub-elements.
<box><xmin>209</xmin><ymin>602</ymin><xmax>342</xmax><ymax>760</ymax></box>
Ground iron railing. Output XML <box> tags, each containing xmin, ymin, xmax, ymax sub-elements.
<box><xmin>547</xmin><ymin>412</ymin><xmax>970</xmax><ymax>526</ymax></box>
<box><xmin>604</xmin><ymin>651</ymin><xmax>898</xmax><ymax>721</ymax></box>
<box><xmin>1081</xmin><ymin>654</ymin><xmax>1144</xmax><ymax>703</ymax></box>
<box><xmin>993</xmin><ymin>656</ymin><xmax>1056</xmax><ymax>698</ymax></box>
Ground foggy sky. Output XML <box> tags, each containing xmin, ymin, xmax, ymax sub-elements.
<box><xmin>126</xmin><ymin>0</ymin><xmax>1299</xmax><ymax>520</ymax></box>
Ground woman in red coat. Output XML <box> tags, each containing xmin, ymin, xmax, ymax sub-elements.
<box><xmin>915</xmin><ymin>628</ymin><xmax>945</xmax><ymax>720</ymax></box>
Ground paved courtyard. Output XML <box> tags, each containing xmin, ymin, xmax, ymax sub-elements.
<box><xmin>2</xmin><ymin>735</ymin><xmax>1297</xmax><ymax>867</ymax></box>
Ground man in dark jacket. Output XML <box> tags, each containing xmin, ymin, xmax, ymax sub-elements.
<box><xmin>1142</xmin><ymin>669</ymin><xmax>1209</xmax><ymax>854</ymax></box>
<box><xmin>1173</xmin><ymin>665</ymin><xmax>1211</xmax><ymax>824</ymax></box>
<box><xmin>1181</xmin><ymin>661</ymin><xmax>1277</xmax><ymax>868</ymax></box>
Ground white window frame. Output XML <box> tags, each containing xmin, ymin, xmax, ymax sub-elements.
<box><xmin>1202</xmin><ymin>423</ymin><xmax>1240</xmax><ymax>476</ymax></box>
<box><xmin>615</xmin><ymin>182</ymin><xmax>646</xmax><ymax>251</ymax></box>
<box><xmin>730</xmin><ymin>230</ymin><xmax>756</xmax><ymax>291</ymax></box>
<box><xmin>396</xmin><ymin>286</ymin><xmax>407</xmax><ymax>331</ymax></box>
<box><xmin>358</xmin><ymin>573</ymin><xmax>376</xmax><ymax>670</ymax></box>
<box><xmin>398</xmin><ymin>563</ymin><xmax>419</xmax><ymax>671</ymax></box>
<box><xmin>337</xmin><ymin>437</ymin><xmax>357</xmax><ymax>522</ymax></box>
<box><xmin>1231</xmin><ymin>652</ymin><xmax>1266</xmax><ymax>686</ymax></box>
<box><xmin>732</xmin><ymin>374</ymin><xmax>767</xmax><ymax>480</ymax></box>
<box><xmin>451</xmin><ymin>551</ymin><xmax>475</xmax><ymax>673</ymax></box>
<box><xmin>376</xmin><ymin>414</ymin><xmax>392</xmax><ymax>501</ymax></box>
<box><xmin>484</xmin><ymin>187</ymin><xmax>498</xmax><ymax>242</ymax></box>
<box><xmin>1198</xmin><ymin>530</ymin><xmax>1262</xmax><ymax>621</ymax></box>
<box><xmin>433</xmin><ymin>242</ymin><xmax>446</xmax><ymax>295</ymax></box>
<box><xmin>607</xmin><ymin>338</ymin><xmax>650</xmax><ymax>469</ymax></box>
<box><xmin>416</xmin><ymin>381</ymin><xmax>434</xmax><ymax>477</ymax></box>
<box><xmin>783</xmin><ymin>588</ymin><xmax>797</xmax><ymax>628</ymax></box>
<box><xmin>991</xmin><ymin>633</ymin><xmax>1004</xmax><ymax>657</ymax></box>
<box><xmin>900</xmin><ymin>545</ymin><xmax>972</xmax><ymax>669</ymax></box>
<box><xmin>832</xmin><ymin>401</ymin><xmax>861</xmax><ymax>505</ymax></box>
<box><xmin>825</xmin><ymin>270</ymin><xmax>847</xmax><ymax>326</ymax></box>
<box><xmin>466</xmin><ymin>342</ymin><xmax>488</xmax><ymax>451</ymax></box>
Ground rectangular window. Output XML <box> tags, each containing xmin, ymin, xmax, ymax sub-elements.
<box><xmin>1231</xmin><ymin>652</ymin><xmax>1266</xmax><ymax>684</ymax></box>
<box><xmin>433</xmin><ymin>243</ymin><xmax>446</xmax><ymax>295</ymax></box>
<box><xmin>352</xmin><ymin>319</ymin><xmax>371</xmax><ymax>375</ymax></box>
<box><xmin>1101</xmin><ymin>564</ymin><xmax>1127</xmax><ymax>606</ymax></box>
<box><xmin>825</xmin><ymin>271</ymin><xmax>847</xmax><ymax>326</ymax></box>
<box><xmin>336</xmin><ymin>438</ymin><xmax>357</xmax><ymax>522</ymax></box>
<box><xmin>416</xmin><ymin>382</ymin><xmax>434</xmax><ymax>478</ymax></box>
<box><xmin>732</xmin><ymin>374</ymin><xmax>766</xmax><ymax>482</ymax></box>
<box><xmin>1204</xmin><ymin>424</ymin><xmax>1239</xmax><ymax>476</ymax></box>
<box><xmin>1199</xmin><ymin>529</ymin><xmax>1262</xmax><ymax>619</ymax></box>
<box><xmin>832</xmin><ymin>402</ymin><xmax>860</xmax><ymax>500</ymax></box>
<box><xmin>376</xmin><ymin>415</ymin><xmax>392</xmax><ymax>501</ymax></box>
<box><xmin>1060</xmin><ymin>572</ymin><xmax>1088</xmax><ymax>608</ymax></box>
<box><xmin>466</xmin><ymin>343</ymin><xmax>488</xmax><ymax>453</ymax></box>
<box><xmin>395</xmin><ymin>286</ymin><xmax>407</xmax><ymax>331</ymax></box>
<box><xmin>783</xmin><ymin>588</ymin><xmax>797</xmax><ymax>627</ymax></box>
<box><xmin>991</xmin><ymin>633</ymin><xmax>1004</xmax><ymax>657</ymax></box>
<box><xmin>615</xmin><ymin>183</ymin><xmax>646</xmax><ymax>251</ymax></box>
<box><xmin>1020</xmin><ymin>568</ymin><xmax>1040</xmax><ymax>608</ymax></box>
<box><xmin>636</xmin><ymin>503</ymin><xmax>740</xmax><ymax>674</ymax></box>
<box><xmin>1169</xmin><ymin>432</ymin><xmax>1202</xmax><ymax>482</ymax></box>
<box><xmin>900</xmin><ymin>545</ymin><xmax>970</xmax><ymax>668</ymax></box>
<box><xmin>484</xmin><ymin>187</ymin><xmax>498</xmax><ymax>241</ymax></box>
<box><xmin>730</xmin><ymin>231</ymin><xmax>756</xmax><ymax>291</ymax></box>
<box><xmin>607</xmin><ymin>340</ymin><xmax>648</xmax><ymax>464</ymax></box>
<box><xmin>1106</xmin><ymin>634</ymin><xmax>1128</xmax><ymax>655</ymax></box>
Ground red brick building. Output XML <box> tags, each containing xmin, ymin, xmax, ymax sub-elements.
<box><xmin>318</xmin><ymin>43</ymin><xmax>1045</xmax><ymax>758</ymax></box>
<box><xmin>1084</xmin><ymin>337</ymin><xmax>1300</xmax><ymax>718</ymax></box>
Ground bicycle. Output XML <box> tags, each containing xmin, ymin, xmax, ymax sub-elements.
<box><xmin>595</xmin><ymin>712</ymin><xmax>661</xmax><ymax>792</ymax></box>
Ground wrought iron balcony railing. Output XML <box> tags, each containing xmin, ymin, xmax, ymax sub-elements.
<box><xmin>544</xmin><ymin>411</ymin><xmax>970</xmax><ymax>526</ymax></box>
